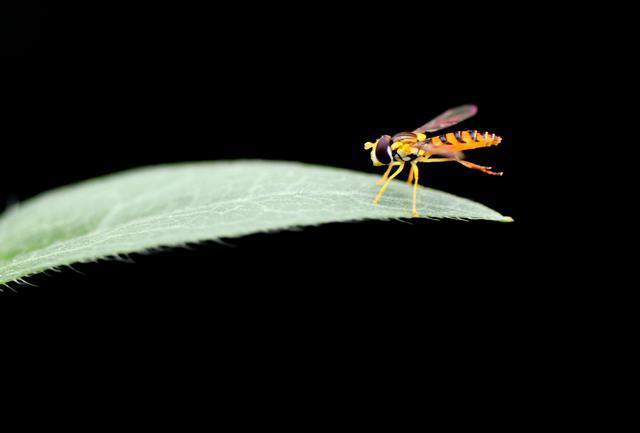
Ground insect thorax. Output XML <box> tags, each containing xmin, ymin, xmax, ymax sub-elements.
<box><xmin>392</xmin><ymin>146</ymin><xmax>420</xmax><ymax>162</ymax></box>
<box><xmin>391</xmin><ymin>132</ymin><xmax>421</xmax><ymax>162</ymax></box>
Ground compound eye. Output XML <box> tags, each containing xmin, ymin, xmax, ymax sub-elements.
<box><xmin>375</xmin><ymin>135</ymin><xmax>393</xmax><ymax>164</ymax></box>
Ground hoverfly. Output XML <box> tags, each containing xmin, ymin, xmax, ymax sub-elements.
<box><xmin>364</xmin><ymin>105</ymin><xmax>503</xmax><ymax>217</ymax></box>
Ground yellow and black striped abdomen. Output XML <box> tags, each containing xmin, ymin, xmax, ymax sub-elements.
<box><xmin>429</xmin><ymin>130</ymin><xmax>502</xmax><ymax>151</ymax></box>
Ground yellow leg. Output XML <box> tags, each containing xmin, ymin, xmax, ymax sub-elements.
<box><xmin>411</xmin><ymin>162</ymin><xmax>420</xmax><ymax>217</ymax></box>
<box><xmin>407</xmin><ymin>166</ymin><xmax>414</xmax><ymax>185</ymax></box>
<box><xmin>376</xmin><ymin>164</ymin><xmax>395</xmax><ymax>186</ymax></box>
<box><xmin>373</xmin><ymin>163</ymin><xmax>405</xmax><ymax>204</ymax></box>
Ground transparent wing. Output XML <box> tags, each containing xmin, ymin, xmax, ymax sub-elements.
<box><xmin>415</xmin><ymin>141</ymin><xmax>464</xmax><ymax>159</ymax></box>
<box><xmin>413</xmin><ymin>104</ymin><xmax>478</xmax><ymax>133</ymax></box>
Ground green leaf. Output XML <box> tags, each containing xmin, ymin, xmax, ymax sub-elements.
<box><xmin>0</xmin><ymin>160</ymin><xmax>511</xmax><ymax>285</ymax></box>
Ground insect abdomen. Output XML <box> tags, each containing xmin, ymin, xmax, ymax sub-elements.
<box><xmin>431</xmin><ymin>130</ymin><xmax>502</xmax><ymax>150</ymax></box>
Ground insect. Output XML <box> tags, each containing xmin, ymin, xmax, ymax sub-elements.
<box><xmin>364</xmin><ymin>104</ymin><xmax>503</xmax><ymax>217</ymax></box>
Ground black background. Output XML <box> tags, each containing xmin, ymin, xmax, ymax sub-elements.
<box><xmin>2</xmin><ymin>2</ymin><xmax>564</xmax><ymax>429</ymax></box>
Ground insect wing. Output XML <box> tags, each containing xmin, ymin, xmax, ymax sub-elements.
<box><xmin>413</xmin><ymin>104</ymin><xmax>478</xmax><ymax>133</ymax></box>
<box><xmin>415</xmin><ymin>140</ymin><xmax>464</xmax><ymax>159</ymax></box>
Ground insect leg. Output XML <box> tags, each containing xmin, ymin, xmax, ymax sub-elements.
<box><xmin>421</xmin><ymin>156</ymin><xmax>502</xmax><ymax>175</ymax></box>
<box><xmin>411</xmin><ymin>162</ymin><xmax>420</xmax><ymax>217</ymax></box>
<box><xmin>407</xmin><ymin>166</ymin><xmax>414</xmax><ymax>185</ymax></box>
<box><xmin>373</xmin><ymin>163</ymin><xmax>405</xmax><ymax>204</ymax></box>
<box><xmin>457</xmin><ymin>160</ymin><xmax>503</xmax><ymax>176</ymax></box>
<box><xmin>376</xmin><ymin>164</ymin><xmax>395</xmax><ymax>186</ymax></box>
